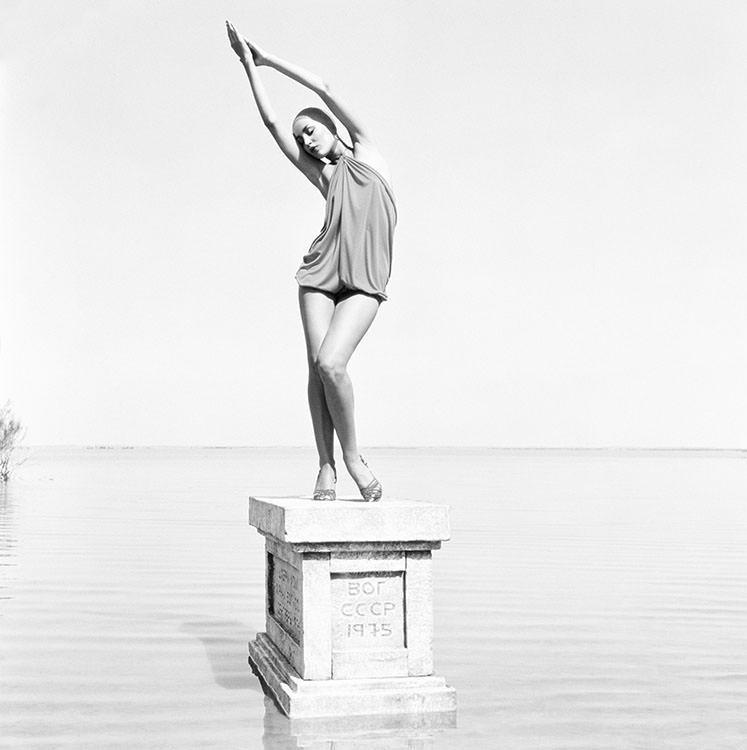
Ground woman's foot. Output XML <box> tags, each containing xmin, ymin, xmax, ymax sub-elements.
<box><xmin>344</xmin><ymin>454</ymin><xmax>383</xmax><ymax>502</ymax></box>
<box><xmin>312</xmin><ymin>462</ymin><xmax>337</xmax><ymax>501</ymax></box>
<box><xmin>360</xmin><ymin>476</ymin><xmax>383</xmax><ymax>502</ymax></box>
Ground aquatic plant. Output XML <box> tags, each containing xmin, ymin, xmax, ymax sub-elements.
<box><xmin>0</xmin><ymin>402</ymin><xmax>23</xmax><ymax>483</ymax></box>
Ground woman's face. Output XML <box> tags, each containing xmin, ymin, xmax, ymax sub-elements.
<box><xmin>292</xmin><ymin>116</ymin><xmax>336</xmax><ymax>160</ymax></box>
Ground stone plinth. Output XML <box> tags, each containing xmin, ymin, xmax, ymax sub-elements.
<box><xmin>247</xmin><ymin>497</ymin><xmax>456</xmax><ymax>718</ymax></box>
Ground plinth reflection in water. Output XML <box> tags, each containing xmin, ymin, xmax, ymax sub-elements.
<box><xmin>261</xmin><ymin>692</ymin><xmax>456</xmax><ymax>750</ymax></box>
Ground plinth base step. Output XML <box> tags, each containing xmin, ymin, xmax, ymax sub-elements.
<box><xmin>248</xmin><ymin>632</ymin><xmax>457</xmax><ymax>719</ymax></box>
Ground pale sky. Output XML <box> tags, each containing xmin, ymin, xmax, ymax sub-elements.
<box><xmin>1</xmin><ymin>1</ymin><xmax>746</xmax><ymax>447</ymax></box>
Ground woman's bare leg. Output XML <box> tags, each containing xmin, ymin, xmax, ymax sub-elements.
<box><xmin>298</xmin><ymin>288</ymin><xmax>336</xmax><ymax>490</ymax></box>
<box><xmin>315</xmin><ymin>293</ymin><xmax>381</xmax><ymax>489</ymax></box>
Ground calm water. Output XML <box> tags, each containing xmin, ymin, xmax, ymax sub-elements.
<box><xmin>1</xmin><ymin>447</ymin><xmax>746</xmax><ymax>749</ymax></box>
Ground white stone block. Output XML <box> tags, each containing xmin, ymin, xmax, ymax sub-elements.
<box><xmin>247</xmin><ymin>496</ymin><xmax>456</xmax><ymax>718</ymax></box>
<box><xmin>248</xmin><ymin>497</ymin><xmax>451</xmax><ymax>544</ymax></box>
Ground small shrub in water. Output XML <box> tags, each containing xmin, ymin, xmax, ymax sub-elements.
<box><xmin>0</xmin><ymin>402</ymin><xmax>23</xmax><ymax>483</ymax></box>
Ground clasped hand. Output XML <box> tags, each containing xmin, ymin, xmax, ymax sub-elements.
<box><xmin>226</xmin><ymin>20</ymin><xmax>268</xmax><ymax>66</ymax></box>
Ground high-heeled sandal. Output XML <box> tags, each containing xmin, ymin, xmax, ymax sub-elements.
<box><xmin>312</xmin><ymin>464</ymin><xmax>337</xmax><ymax>502</ymax></box>
<box><xmin>358</xmin><ymin>455</ymin><xmax>382</xmax><ymax>502</ymax></box>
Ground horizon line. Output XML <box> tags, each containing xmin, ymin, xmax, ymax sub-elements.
<box><xmin>17</xmin><ymin>445</ymin><xmax>747</xmax><ymax>457</ymax></box>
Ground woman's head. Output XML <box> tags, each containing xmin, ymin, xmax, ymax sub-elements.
<box><xmin>292</xmin><ymin>107</ymin><xmax>339</xmax><ymax>160</ymax></box>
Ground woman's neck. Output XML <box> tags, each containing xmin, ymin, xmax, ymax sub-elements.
<box><xmin>329</xmin><ymin>138</ymin><xmax>350</xmax><ymax>163</ymax></box>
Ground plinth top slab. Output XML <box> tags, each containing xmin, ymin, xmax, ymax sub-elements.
<box><xmin>248</xmin><ymin>497</ymin><xmax>450</xmax><ymax>544</ymax></box>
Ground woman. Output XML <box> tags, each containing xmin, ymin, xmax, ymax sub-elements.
<box><xmin>226</xmin><ymin>21</ymin><xmax>396</xmax><ymax>502</ymax></box>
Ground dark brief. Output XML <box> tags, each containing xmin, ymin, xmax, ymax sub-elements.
<box><xmin>300</xmin><ymin>286</ymin><xmax>385</xmax><ymax>305</ymax></box>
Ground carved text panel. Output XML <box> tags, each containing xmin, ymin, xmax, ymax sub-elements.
<box><xmin>330</xmin><ymin>572</ymin><xmax>404</xmax><ymax>649</ymax></box>
<box><xmin>269</xmin><ymin>554</ymin><xmax>302</xmax><ymax>643</ymax></box>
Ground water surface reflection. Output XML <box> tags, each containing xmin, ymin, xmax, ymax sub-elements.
<box><xmin>0</xmin><ymin>483</ymin><xmax>17</xmax><ymax>603</ymax></box>
<box><xmin>0</xmin><ymin>448</ymin><xmax>745</xmax><ymax>749</ymax></box>
<box><xmin>260</xmin><ymin>694</ymin><xmax>456</xmax><ymax>750</ymax></box>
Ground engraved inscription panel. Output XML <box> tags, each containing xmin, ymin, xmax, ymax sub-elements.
<box><xmin>269</xmin><ymin>554</ymin><xmax>302</xmax><ymax>643</ymax></box>
<box><xmin>331</xmin><ymin>572</ymin><xmax>404</xmax><ymax>649</ymax></box>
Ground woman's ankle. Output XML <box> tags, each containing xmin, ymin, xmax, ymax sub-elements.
<box><xmin>314</xmin><ymin>462</ymin><xmax>336</xmax><ymax>488</ymax></box>
<box><xmin>342</xmin><ymin>453</ymin><xmax>374</xmax><ymax>487</ymax></box>
<box><xmin>341</xmin><ymin>452</ymin><xmax>362</xmax><ymax>469</ymax></box>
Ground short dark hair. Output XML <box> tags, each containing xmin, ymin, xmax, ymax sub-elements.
<box><xmin>293</xmin><ymin>107</ymin><xmax>337</xmax><ymax>135</ymax></box>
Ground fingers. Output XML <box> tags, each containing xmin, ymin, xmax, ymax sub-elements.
<box><xmin>226</xmin><ymin>20</ymin><xmax>240</xmax><ymax>45</ymax></box>
<box><xmin>242</xmin><ymin>37</ymin><xmax>257</xmax><ymax>62</ymax></box>
<box><xmin>225</xmin><ymin>20</ymin><xmax>244</xmax><ymax>56</ymax></box>
<box><xmin>242</xmin><ymin>35</ymin><xmax>257</xmax><ymax>55</ymax></box>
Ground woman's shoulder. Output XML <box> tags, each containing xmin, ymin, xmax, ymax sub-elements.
<box><xmin>350</xmin><ymin>142</ymin><xmax>391</xmax><ymax>186</ymax></box>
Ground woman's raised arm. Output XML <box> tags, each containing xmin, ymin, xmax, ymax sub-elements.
<box><xmin>226</xmin><ymin>21</ymin><xmax>324</xmax><ymax>187</ymax></box>
<box><xmin>254</xmin><ymin>44</ymin><xmax>374</xmax><ymax>145</ymax></box>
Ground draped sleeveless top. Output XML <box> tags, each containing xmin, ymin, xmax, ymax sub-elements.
<box><xmin>295</xmin><ymin>150</ymin><xmax>397</xmax><ymax>300</ymax></box>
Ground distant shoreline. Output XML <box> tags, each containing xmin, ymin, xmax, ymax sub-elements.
<box><xmin>16</xmin><ymin>445</ymin><xmax>747</xmax><ymax>458</ymax></box>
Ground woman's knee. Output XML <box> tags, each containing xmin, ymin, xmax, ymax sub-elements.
<box><xmin>316</xmin><ymin>352</ymin><xmax>347</xmax><ymax>384</ymax></box>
